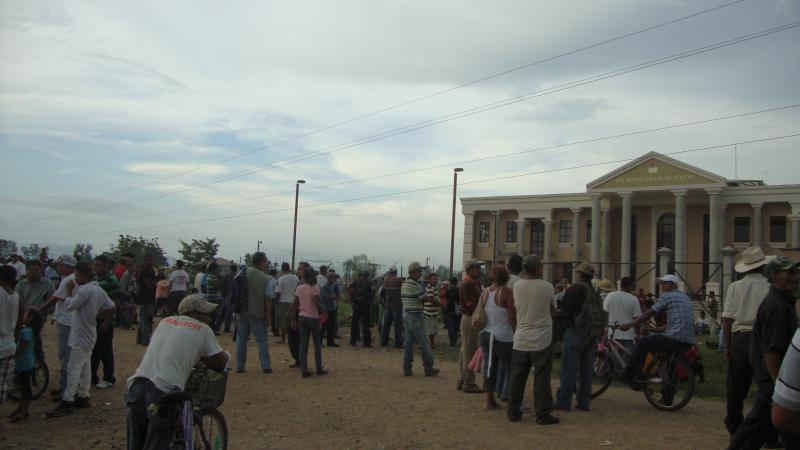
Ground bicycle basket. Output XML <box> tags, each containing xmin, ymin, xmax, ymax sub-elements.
<box><xmin>185</xmin><ymin>366</ymin><xmax>228</xmax><ymax>409</ymax></box>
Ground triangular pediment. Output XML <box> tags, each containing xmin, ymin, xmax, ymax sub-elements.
<box><xmin>587</xmin><ymin>152</ymin><xmax>727</xmax><ymax>192</ymax></box>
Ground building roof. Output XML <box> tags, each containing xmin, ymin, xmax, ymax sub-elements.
<box><xmin>585</xmin><ymin>151</ymin><xmax>727</xmax><ymax>192</ymax></box>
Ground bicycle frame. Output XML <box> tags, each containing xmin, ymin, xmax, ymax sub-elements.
<box><xmin>603</xmin><ymin>326</ymin><xmax>633</xmax><ymax>373</ymax></box>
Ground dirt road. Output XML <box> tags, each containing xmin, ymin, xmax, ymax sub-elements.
<box><xmin>1</xmin><ymin>321</ymin><xmax>731</xmax><ymax>449</ymax></box>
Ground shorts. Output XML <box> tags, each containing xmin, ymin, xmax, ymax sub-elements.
<box><xmin>17</xmin><ymin>369</ymin><xmax>33</xmax><ymax>400</ymax></box>
<box><xmin>0</xmin><ymin>356</ymin><xmax>14</xmax><ymax>404</ymax></box>
<box><xmin>277</xmin><ymin>302</ymin><xmax>290</xmax><ymax>329</ymax></box>
<box><xmin>425</xmin><ymin>315</ymin><xmax>439</xmax><ymax>336</ymax></box>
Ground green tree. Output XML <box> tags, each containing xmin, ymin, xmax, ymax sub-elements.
<box><xmin>243</xmin><ymin>253</ymin><xmax>254</xmax><ymax>267</ymax></box>
<box><xmin>435</xmin><ymin>264</ymin><xmax>450</xmax><ymax>281</ymax></box>
<box><xmin>109</xmin><ymin>235</ymin><xmax>167</xmax><ymax>266</ymax></box>
<box><xmin>178</xmin><ymin>238</ymin><xmax>219</xmax><ymax>270</ymax></box>
<box><xmin>0</xmin><ymin>239</ymin><xmax>18</xmax><ymax>259</ymax></box>
<box><xmin>21</xmin><ymin>243</ymin><xmax>41</xmax><ymax>261</ymax></box>
<box><xmin>73</xmin><ymin>243</ymin><xmax>94</xmax><ymax>262</ymax></box>
<box><xmin>343</xmin><ymin>254</ymin><xmax>379</xmax><ymax>281</ymax></box>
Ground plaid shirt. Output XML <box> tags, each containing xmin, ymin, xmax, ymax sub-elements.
<box><xmin>652</xmin><ymin>289</ymin><xmax>696</xmax><ymax>344</ymax></box>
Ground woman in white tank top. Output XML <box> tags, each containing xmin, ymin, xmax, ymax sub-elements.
<box><xmin>477</xmin><ymin>266</ymin><xmax>517</xmax><ymax>410</ymax></box>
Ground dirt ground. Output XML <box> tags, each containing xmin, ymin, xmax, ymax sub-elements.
<box><xmin>1</xmin><ymin>319</ymin><xmax>733</xmax><ymax>449</ymax></box>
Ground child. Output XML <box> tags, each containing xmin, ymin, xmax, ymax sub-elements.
<box><xmin>422</xmin><ymin>273</ymin><xmax>440</xmax><ymax>349</ymax></box>
<box><xmin>10</xmin><ymin>308</ymin><xmax>43</xmax><ymax>422</ymax></box>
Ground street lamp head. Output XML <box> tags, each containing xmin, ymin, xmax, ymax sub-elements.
<box><xmin>297</xmin><ymin>179</ymin><xmax>306</xmax><ymax>184</ymax></box>
<box><xmin>454</xmin><ymin>168</ymin><xmax>464</xmax><ymax>173</ymax></box>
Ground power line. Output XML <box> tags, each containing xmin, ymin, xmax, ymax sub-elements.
<box><xmin>29</xmin><ymin>0</ymin><xmax>747</xmax><ymax>219</ymax></box>
<box><xmin>11</xmin><ymin>103</ymin><xmax>799</xmax><ymax>230</ymax></box>
<box><xmin>19</xmin><ymin>19</ymin><xmax>799</xmax><ymax>222</ymax></box>
<box><xmin>34</xmin><ymin>132</ymin><xmax>800</xmax><ymax>240</ymax></box>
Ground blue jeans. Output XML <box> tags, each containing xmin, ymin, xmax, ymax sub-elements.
<box><xmin>235</xmin><ymin>312</ymin><xmax>272</xmax><ymax>371</ymax></box>
<box><xmin>380</xmin><ymin>306</ymin><xmax>403</xmax><ymax>347</ymax></box>
<box><xmin>556</xmin><ymin>327</ymin><xmax>596</xmax><ymax>410</ymax></box>
<box><xmin>299</xmin><ymin>316</ymin><xmax>323</xmax><ymax>373</ymax></box>
<box><xmin>402</xmin><ymin>311</ymin><xmax>434</xmax><ymax>373</ymax></box>
<box><xmin>125</xmin><ymin>377</ymin><xmax>168</xmax><ymax>450</ymax></box>
<box><xmin>57</xmin><ymin>322</ymin><xmax>71</xmax><ymax>395</ymax></box>
<box><xmin>137</xmin><ymin>305</ymin><xmax>155</xmax><ymax>346</ymax></box>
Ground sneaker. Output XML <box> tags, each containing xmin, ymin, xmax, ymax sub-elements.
<box><xmin>96</xmin><ymin>381</ymin><xmax>114</xmax><ymax>389</ymax></box>
<box><xmin>74</xmin><ymin>397</ymin><xmax>91</xmax><ymax>409</ymax></box>
<box><xmin>536</xmin><ymin>414</ymin><xmax>560</xmax><ymax>425</ymax></box>
<box><xmin>47</xmin><ymin>401</ymin><xmax>75</xmax><ymax>418</ymax></box>
<box><xmin>424</xmin><ymin>368</ymin><xmax>440</xmax><ymax>377</ymax></box>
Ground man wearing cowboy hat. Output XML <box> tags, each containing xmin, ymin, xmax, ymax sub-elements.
<box><xmin>721</xmin><ymin>246</ymin><xmax>774</xmax><ymax>438</ymax></box>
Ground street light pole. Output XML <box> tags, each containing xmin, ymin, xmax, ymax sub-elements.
<box><xmin>291</xmin><ymin>180</ymin><xmax>305</xmax><ymax>271</ymax></box>
<box><xmin>257</xmin><ymin>240</ymin><xmax>262</xmax><ymax>253</ymax></box>
<box><xmin>449</xmin><ymin>168</ymin><xmax>464</xmax><ymax>280</ymax></box>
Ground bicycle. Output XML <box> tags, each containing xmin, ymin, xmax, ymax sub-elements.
<box><xmin>159</xmin><ymin>364</ymin><xmax>229</xmax><ymax>450</ymax></box>
<box><xmin>7</xmin><ymin>355</ymin><xmax>49</xmax><ymax>401</ymax></box>
<box><xmin>591</xmin><ymin>323</ymin><xmax>696</xmax><ymax>412</ymax></box>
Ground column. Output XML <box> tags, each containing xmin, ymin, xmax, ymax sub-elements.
<box><xmin>719</xmin><ymin>202</ymin><xmax>727</xmax><ymax>250</ymax></box>
<box><xmin>751</xmin><ymin>203</ymin><xmax>763</xmax><ymax>247</ymax></box>
<box><xmin>619</xmin><ymin>192</ymin><xmax>633</xmax><ymax>277</ymax></box>
<box><xmin>601</xmin><ymin>208</ymin><xmax>611</xmax><ymax>279</ymax></box>
<box><xmin>571</xmin><ymin>207</ymin><xmax>581</xmax><ymax>261</ymax></box>
<box><xmin>672</xmin><ymin>190</ymin><xmax>688</xmax><ymax>279</ymax></box>
<box><xmin>462</xmin><ymin>212</ymin><xmax>475</xmax><ymax>266</ymax></box>
<box><xmin>657</xmin><ymin>247</ymin><xmax>673</xmax><ymax>294</ymax></box>
<box><xmin>721</xmin><ymin>247</ymin><xmax>737</xmax><ymax>304</ymax></box>
<box><xmin>706</xmin><ymin>188</ymin><xmax>721</xmax><ymax>282</ymax></box>
<box><xmin>591</xmin><ymin>195</ymin><xmax>601</xmax><ymax>265</ymax></box>
<box><xmin>790</xmin><ymin>215</ymin><xmax>800</xmax><ymax>249</ymax></box>
<box><xmin>543</xmin><ymin>219</ymin><xmax>553</xmax><ymax>282</ymax></box>
<box><xmin>491</xmin><ymin>211</ymin><xmax>500</xmax><ymax>266</ymax></box>
<box><xmin>516</xmin><ymin>219</ymin><xmax>526</xmax><ymax>255</ymax></box>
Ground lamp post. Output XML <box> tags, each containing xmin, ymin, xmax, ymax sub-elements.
<box><xmin>449</xmin><ymin>168</ymin><xmax>464</xmax><ymax>279</ymax></box>
<box><xmin>257</xmin><ymin>240</ymin><xmax>262</xmax><ymax>253</ymax></box>
<box><xmin>291</xmin><ymin>180</ymin><xmax>305</xmax><ymax>270</ymax></box>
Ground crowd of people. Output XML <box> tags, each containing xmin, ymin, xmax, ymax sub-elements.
<box><xmin>0</xmin><ymin>244</ymin><xmax>798</xmax><ymax>450</ymax></box>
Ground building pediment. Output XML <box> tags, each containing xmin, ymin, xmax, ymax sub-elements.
<box><xmin>587</xmin><ymin>151</ymin><xmax>727</xmax><ymax>192</ymax></box>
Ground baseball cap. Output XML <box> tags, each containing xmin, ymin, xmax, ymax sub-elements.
<box><xmin>408</xmin><ymin>261</ymin><xmax>423</xmax><ymax>273</ymax></box>
<box><xmin>178</xmin><ymin>294</ymin><xmax>218</xmax><ymax>315</ymax></box>
<box><xmin>464</xmin><ymin>259</ymin><xmax>484</xmax><ymax>271</ymax></box>
<box><xmin>765</xmin><ymin>256</ymin><xmax>800</xmax><ymax>279</ymax></box>
<box><xmin>573</xmin><ymin>262</ymin><xmax>596</xmax><ymax>275</ymax></box>
<box><xmin>657</xmin><ymin>274</ymin><xmax>680</xmax><ymax>285</ymax></box>
<box><xmin>57</xmin><ymin>255</ymin><xmax>77</xmax><ymax>267</ymax></box>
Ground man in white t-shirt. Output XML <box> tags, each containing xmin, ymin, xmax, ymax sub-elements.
<box><xmin>507</xmin><ymin>255</ymin><xmax>559</xmax><ymax>425</ymax></box>
<box><xmin>317</xmin><ymin>265</ymin><xmax>328</xmax><ymax>289</ymax></box>
<box><xmin>10</xmin><ymin>254</ymin><xmax>26</xmax><ymax>282</ymax></box>
<box><xmin>38</xmin><ymin>255</ymin><xmax>78</xmax><ymax>399</ymax></box>
<box><xmin>274</xmin><ymin>262</ymin><xmax>299</xmax><ymax>343</ymax></box>
<box><xmin>602</xmin><ymin>277</ymin><xmax>641</xmax><ymax>366</ymax></box>
<box><xmin>0</xmin><ymin>265</ymin><xmax>22</xmax><ymax>405</ymax></box>
<box><xmin>167</xmin><ymin>260</ymin><xmax>190</xmax><ymax>316</ymax></box>
<box><xmin>126</xmin><ymin>293</ymin><xmax>228</xmax><ymax>450</ymax></box>
<box><xmin>193</xmin><ymin>265</ymin><xmax>206</xmax><ymax>294</ymax></box>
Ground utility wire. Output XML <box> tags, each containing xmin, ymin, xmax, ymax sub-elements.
<box><xmin>36</xmin><ymin>132</ymin><xmax>799</xmax><ymax>240</ymax></box>
<box><xmin>18</xmin><ymin>19</ymin><xmax>799</xmax><ymax>222</ymax></box>
<box><xmin>29</xmin><ymin>0</ymin><xmax>747</xmax><ymax>219</ymax></box>
<box><xmin>12</xmin><ymin>103</ymin><xmax>799</xmax><ymax>230</ymax></box>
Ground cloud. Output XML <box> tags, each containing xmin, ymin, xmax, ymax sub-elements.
<box><xmin>126</xmin><ymin>162</ymin><xmax>228</xmax><ymax>177</ymax></box>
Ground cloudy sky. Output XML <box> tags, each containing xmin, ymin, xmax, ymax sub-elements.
<box><xmin>1</xmin><ymin>0</ymin><xmax>798</xmax><ymax>270</ymax></box>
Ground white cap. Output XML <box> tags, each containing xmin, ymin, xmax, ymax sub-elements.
<box><xmin>657</xmin><ymin>274</ymin><xmax>680</xmax><ymax>285</ymax></box>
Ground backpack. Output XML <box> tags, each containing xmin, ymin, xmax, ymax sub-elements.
<box><xmin>574</xmin><ymin>282</ymin><xmax>608</xmax><ymax>342</ymax></box>
<box><xmin>229</xmin><ymin>266</ymin><xmax>249</xmax><ymax>313</ymax></box>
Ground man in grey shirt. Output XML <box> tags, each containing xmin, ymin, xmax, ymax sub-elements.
<box><xmin>235</xmin><ymin>252</ymin><xmax>273</xmax><ymax>374</ymax></box>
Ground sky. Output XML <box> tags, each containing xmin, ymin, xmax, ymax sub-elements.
<box><xmin>0</xmin><ymin>0</ymin><xmax>798</xmax><ymax>271</ymax></box>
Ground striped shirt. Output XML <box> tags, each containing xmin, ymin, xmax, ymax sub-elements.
<box><xmin>773</xmin><ymin>328</ymin><xmax>800</xmax><ymax>412</ymax></box>
<box><xmin>401</xmin><ymin>278</ymin><xmax>427</xmax><ymax>312</ymax></box>
<box><xmin>422</xmin><ymin>283</ymin><xmax>439</xmax><ymax>317</ymax></box>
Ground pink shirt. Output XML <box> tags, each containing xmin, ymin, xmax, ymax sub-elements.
<box><xmin>296</xmin><ymin>284</ymin><xmax>321</xmax><ymax>319</ymax></box>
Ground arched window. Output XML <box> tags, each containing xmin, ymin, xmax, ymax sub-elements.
<box><xmin>657</xmin><ymin>213</ymin><xmax>676</xmax><ymax>251</ymax></box>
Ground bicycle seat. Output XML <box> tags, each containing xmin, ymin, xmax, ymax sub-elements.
<box><xmin>158</xmin><ymin>391</ymin><xmax>192</xmax><ymax>405</ymax></box>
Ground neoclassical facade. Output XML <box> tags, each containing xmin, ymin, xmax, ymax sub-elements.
<box><xmin>461</xmin><ymin>152</ymin><xmax>800</xmax><ymax>294</ymax></box>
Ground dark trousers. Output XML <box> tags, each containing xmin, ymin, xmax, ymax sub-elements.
<box><xmin>728</xmin><ymin>381</ymin><xmax>779</xmax><ymax>450</ymax></box>
<box><xmin>288</xmin><ymin>326</ymin><xmax>300</xmax><ymax>364</ymax></box>
<box><xmin>380</xmin><ymin>306</ymin><xmax>403</xmax><ymax>347</ymax></box>
<box><xmin>321</xmin><ymin>308</ymin><xmax>338</xmax><ymax>344</ymax></box>
<box><xmin>445</xmin><ymin>313</ymin><xmax>461</xmax><ymax>346</ymax></box>
<box><xmin>508</xmin><ymin>346</ymin><xmax>554</xmax><ymax>420</ymax></box>
<box><xmin>350</xmin><ymin>304</ymin><xmax>372</xmax><ymax>346</ymax></box>
<box><xmin>91</xmin><ymin>325</ymin><xmax>115</xmax><ymax>384</ymax></box>
<box><xmin>299</xmin><ymin>317</ymin><xmax>323</xmax><ymax>373</ymax></box>
<box><xmin>725</xmin><ymin>332</ymin><xmax>754</xmax><ymax>435</ymax></box>
<box><xmin>479</xmin><ymin>331</ymin><xmax>512</xmax><ymax>392</ymax></box>
<box><xmin>213</xmin><ymin>301</ymin><xmax>233</xmax><ymax>332</ymax></box>
<box><xmin>125</xmin><ymin>378</ymin><xmax>168</xmax><ymax>450</ymax></box>
<box><xmin>624</xmin><ymin>333</ymin><xmax>689</xmax><ymax>379</ymax></box>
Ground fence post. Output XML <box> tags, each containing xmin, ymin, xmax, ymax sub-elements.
<box><xmin>720</xmin><ymin>246</ymin><xmax>737</xmax><ymax>307</ymax></box>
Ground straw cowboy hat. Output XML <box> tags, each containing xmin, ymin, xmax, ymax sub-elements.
<box><xmin>595</xmin><ymin>279</ymin><xmax>616</xmax><ymax>293</ymax></box>
<box><xmin>734</xmin><ymin>246</ymin><xmax>774</xmax><ymax>273</ymax></box>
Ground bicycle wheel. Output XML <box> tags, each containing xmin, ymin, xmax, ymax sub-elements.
<box><xmin>643</xmin><ymin>354</ymin><xmax>695</xmax><ymax>412</ymax></box>
<box><xmin>193</xmin><ymin>408</ymin><xmax>228</xmax><ymax>450</ymax></box>
<box><xmin>7</xmin><ymin>357</ymin><xmax>49</xmax><ymax>401</ymax></box>
<box><xmin>591</xmin><ymin>352</ymin><xmax>614</xmax><ymax>399</ymax></box>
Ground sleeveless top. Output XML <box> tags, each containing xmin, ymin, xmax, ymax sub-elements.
<box><xmin>484</xmin><ymin>289</ymin><xmax>514</xmax><ymax>343</ymax></box>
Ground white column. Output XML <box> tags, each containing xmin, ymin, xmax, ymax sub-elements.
<box><xmin>462</xmin><ymin>212</ymin><xmax>475</xmax><ymax>266</ymax></box>
<box><xmin>672</xmin><ymin>189</ymin><xmax>688</xmax><ymax>278</ymax></box>
<box><xmin>601</xmin><ymin>208</ymin><xmax>610</xmax><ymax>278</ymax></box>
<box><xmin>516</xmin><ymin>219</ymin><xmax>526</xmax><ymax>255</ymax></box>
<box><xmin>751</xmin><ymin>203</ymin><xmax>763</xmax><ymax>247</ymax></box>
<box><xmin>620</xmin><ymin>192</ymin><xmax>633</xmax><ymax>277</ymax></box>
<box><xmin>543</xmin><ymin>219</ymin><xmax>553</xmax><ymax>282</ymax></box>
<box><xmin>719</xmin><ymin>202</ymin><xmax>727</xmax><ymax>249</ymax></box>
<box><xmin>571</xmin><ymin>207</ymin><xmax>581</xmax><ymax>261</ymax></box>
<box><xmin>706</xmin><ymin>188</ymin><xmax>721</xmax><ymax>282</ymax></box>
<box><xmin>721</xmin><ymin>246</ymin><xmax>737</xmax><ymax>303</ymax></box>
<box><xmin>790</xmin><ymin>215</ymin><xmax>800</xmax><ymax>249</ymax></box>
<box><xmin>591</xmin><ymin>195</ymin><xmax>601</xmax><ymax>264</ymax></box>
<box><xmin>491</xmin><ymin>211</ymin><xmax>500</xmax><ymax>266</ymax></box>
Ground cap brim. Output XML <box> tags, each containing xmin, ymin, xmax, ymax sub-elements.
<box><xmin>195</xmin><ymin>300</ymin><xmax>218</xmax><ymax>314</ymax></box>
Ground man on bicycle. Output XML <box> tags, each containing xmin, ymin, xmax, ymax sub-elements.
<box><xmin>619</xmin><ymin>274</ymin><xmax>695</xmax><ymax>391</ymax></box>
<box><xmin>126</xmin><ymin>294</ymin><xmax>229</xmax><ymax>450</ymax></box>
